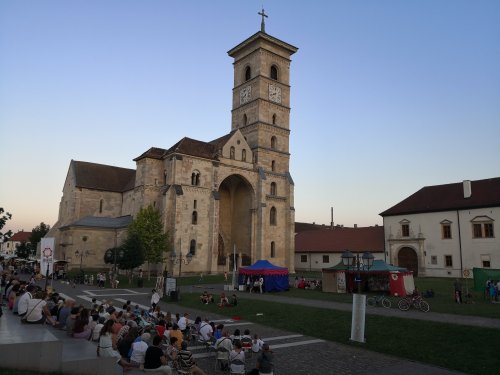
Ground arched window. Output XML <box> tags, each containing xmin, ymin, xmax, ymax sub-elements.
<box><xmin>271</xmin><ymin>136</ymin><xmax>277</xmax><ymax>149</ymax></box>
<box><xmin>270</xmin><ymin>65</ymin><xmax>278</xmax><ymax>80</ymax></box>
<box><xmin>270</xmin><ymin>182</ymin><xmax>277</xmax><ymax>196</ymax></box>
<box><xmin>230</xmin><ymin>146</ymin><xmax>235</xmax><ymax>160</ymax></box>
<box><xmin>192</xmin><ymin>211</ymin><xmax>198</xmax><ymax>225</ymax></box>
<box><xmin>153</xmin><ymin>201</ymin><xmax>156</xmax><ymax>208</ymax></box>
<box><xmin>191</xmin><ymin>171</ymin><xmax>200</xmax><ymax>186</ymax></box>
<box><xmin>270</xmin><ymin>207</ymin><xmax>277</xmax><ymax>226</ymax></box>
<box><xmin>163</xmin><ymin>170</ymin><xmax>167</xmax><ymax>185</ymax></box>
<box><xmin>242</xmin><ymin>149</ymin><xmax>247</xmax><ymax>162</ymax></box>
<box><xmin>271</xmin><ymin>160</ymin><xmax>276</xmax><ymax>171</ymax></box>
<box><xmin>189</xmin><ymin>239</ymin><xmax>196</xmax><ymax>255</ymax></box>
<box><xmin>99</xmin><ymin>199</ymin><xmax>103</xmax><ymax>213</ymax></box>
<box><xmin>245</xmin><ymin>66</ymin><xmax>251</xmax><ymax>81</ymax></box>
<box><xmin>243</xmin><ymin>114</ymin><xmax>248</xmax><ymax>125</ymax></box>
<box><xmin>271</xmin><ymin>241</ymin><xmax>276</xmax><ymax>258</ymax></box>
<box><xmin>272</xmin><ymin>114</ymin><xmax>277</xmax><ymax>125</ymax></box>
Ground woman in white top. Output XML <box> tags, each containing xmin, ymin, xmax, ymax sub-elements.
<box><xmin>98</xmin><ymin>319</ymin><xmax>132</xmax><ymax>369</ymax></box>
<box><xmin>25</xmin><ymin>291</ymin><xmax>57</xmax><ymax>326</ymax></box>
<box><xmin>252</xmin><ymin>334</ymin><xmax>264</xmax><ymax>353</ymax></box>
<box><xmin>229</xmin><ymin>342</ymin><xmax>246</xmax><ymax>374</ymax></box>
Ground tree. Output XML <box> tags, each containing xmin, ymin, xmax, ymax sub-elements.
<box><xmin>119</xmin><ymin>233</ymin><xmax>145</xmax><ymax>280</ymax></box>
<box><xmin>127</xmin><ymin>205</ymin><xmax>169</xmax><ymax>278</ymax></box>
<box><xmin>0</xmin><ymin>207</ymin><xmax>13</xmax><ymax>242</ymax></box>
<box><xmin>16</xmin><ymin>241</ymin><xmax>33</xmax><ymax>259</ymax></box>
<box><xmin>30</xmin><ymin>222</ymin><xmax>50</xmax><ymax>250</ymax></box>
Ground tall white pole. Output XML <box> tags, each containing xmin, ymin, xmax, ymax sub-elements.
<box><xmin>232</xmin><ymin>244</ymin><xmax>237</xmax><ymax>290</ymax></box>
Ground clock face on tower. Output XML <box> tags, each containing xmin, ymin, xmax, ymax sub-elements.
<box><xmin>269</xmin><ymin>84</ymin><xmax>282</xmax><ymax>104</ymax></box>
<box><xmin>240</xmin><ymin>86</ymin><xmax>252</xmax><ymax>105</ymax></box>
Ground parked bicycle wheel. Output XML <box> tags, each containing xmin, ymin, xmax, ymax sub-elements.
<box><xmin>398</xmin><ymin>298</ymin><xmax>410</xmax><ymax>311</ymax></box>
<box><xmin>382</xmin><ymin>297</ymin><xmax>392</xmax><ymax>308</ymax></box>
<box><xmin>366</xmin><ymin>297</ymin><xmax>376</xmax><ymax>307</ymax></box>
<box><xmin>419</xmin><ymin>300</ymin><xmax>430</xmax><ymax>312</ymax></box>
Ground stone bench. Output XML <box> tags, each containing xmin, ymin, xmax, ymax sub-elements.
<box><xmin>0</xmin><ymin>311</ymin><xmax>115</xmax><ymax>375</ymax></box>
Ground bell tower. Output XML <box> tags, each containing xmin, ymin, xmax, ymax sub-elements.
<box><xmin>227</xmin><ymin>10</ymin><xmax>298</xmax><ymax>271</ymax></box>
<box><xmin>228</xmin><ymin>12</ymin><xmax>298</xmax><ymax>173</ymax></box>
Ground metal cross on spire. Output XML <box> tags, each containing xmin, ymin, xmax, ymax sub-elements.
<box><xmin>258</xmin><ymin>8</ymin><xmax>268</xmax><ymax>33</ymax></box>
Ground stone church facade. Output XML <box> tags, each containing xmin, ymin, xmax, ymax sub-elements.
<box><xmin>48</xmin><ymin>28</ymin><xmax>298</xmax><ymax>275</ymax></box>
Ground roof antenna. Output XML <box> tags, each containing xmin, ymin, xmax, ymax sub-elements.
<box><xmin>258</xmin><ymin>7</ymin><xmax>268</xmax><ymax>33</ymax></box>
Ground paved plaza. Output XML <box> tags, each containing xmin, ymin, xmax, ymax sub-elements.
<box><xmin>1</xmin><ymin>280</ymin><xmax>481</xmax><ymax>374</ymax></box>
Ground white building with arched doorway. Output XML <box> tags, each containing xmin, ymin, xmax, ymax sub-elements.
<box><xmin>380</xmin><ymin>178</ymin><xmax>500</xmax><ymax>278</ymax></box>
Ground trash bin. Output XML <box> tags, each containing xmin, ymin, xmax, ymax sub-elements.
<box><xmin>170</xmin><ymin>290</ymin><xmax>178</xmax><ymax>301</ymax></box>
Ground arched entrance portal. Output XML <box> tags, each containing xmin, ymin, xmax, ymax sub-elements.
<box><xmin>398</xmin><ymin>247</ymin><xmax>419</xmax><ymax>276</ymax></box>
<box><xmin>218</xmin><ymin>175</ymin><xmax>253</xmax><ymax>269</ymax></box>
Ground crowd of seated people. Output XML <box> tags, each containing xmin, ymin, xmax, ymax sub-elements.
<box><xmin>1</xmin><ymin>270</ymin><xmax>274</xmax><ymax>375</ymax></box>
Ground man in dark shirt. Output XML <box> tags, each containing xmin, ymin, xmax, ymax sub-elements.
<box><xmin>143</xmin><ymin>335</ymin><xmax>172</xmax><ymax>375</ymax></box>
<box><xmin>257</xmin><ymin>343</ymin><xmax>274</xmax><ymax>374</ymax></box>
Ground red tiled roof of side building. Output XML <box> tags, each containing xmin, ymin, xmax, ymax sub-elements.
<box><xmin>380</xmin><ymin>177</ymin><xmax>500</xmax><ymax>217</ymax></box>
<box><xmin>8</xmin><ymin>231</ymin><xmax>32</xmax><ymax>242</ymax></box>
<box><xmin>295</xmin><ymin>226</ymin><xmax>385</xmax><ymax>253</ymax></box>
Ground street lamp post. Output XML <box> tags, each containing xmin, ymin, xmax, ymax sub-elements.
<box><xmin>169</xmin><ymin>250</ymin><xmax>193</xmax><ymax>277</ymax></box>
<box><xmin>42</xmin><ymin>247</ymin><xmax>53</xmax><ymax>291</ymax></box>
<box><xmin>341</xmin><ymin>250</ymin><xmax>374</xmax><ymax>343</ymax></box>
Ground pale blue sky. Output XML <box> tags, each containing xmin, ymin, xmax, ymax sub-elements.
<box><xmin>1</xmin><ymin>0</ymin><xmax>499</xmax><ymax>234</ymax></box>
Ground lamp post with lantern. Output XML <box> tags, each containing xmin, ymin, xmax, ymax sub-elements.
<box><xmin>341</xmin><ymin>250</ymin><xmax>374</xmax><ymax>343</ymax></box>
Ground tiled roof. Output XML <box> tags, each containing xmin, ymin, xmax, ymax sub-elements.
<box><xmin>133</xmin><ymin>147</ymin><xmax>168</xmax><ymax>161</ymax></box>
<box><xmin>380</xmin><ymin>177</ymin><xmax>500</xmax><ymax>217</ymax></box>
<box><xmin>166</xmin><ymin>137</ymin><xmax>218</xmax><ymax>159</ymax></box>
<box><xmin>209</xmin><ymin>132</ymin><xmax>234</xmax><ymax>150</ymax></box>
<box><xmin>8</xmin><ymin>231</ymin><xmax>31</xmax><ymax>242</ymax></box>
<box><xmin>295</xmin><ymin>222</ymin><xmax>325</xmax><ymax>233</ymax></box>
<box><xmin>61</xmin><ymin>215</ymin><xmax>133</xmax><ymax>230</ymax></box>
<box><xmin>73</xmin><ymin>161</ymin><xmax>135</xmax><ymax>192</ymax></box>
<box><xmin>295</xmin><ymin>226</ymin><xmax>385</xmax><ymax>253</ymax></box>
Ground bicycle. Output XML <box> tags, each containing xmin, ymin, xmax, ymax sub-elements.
<box><xmin>397</xmin><ymin>295</ymin><xmax>430</xmax><ymax>312</ymax></box>
<box><xmin>366</xmin><ymin>294</ymin><xmax>392</xmax><ymax>308</ymax></box>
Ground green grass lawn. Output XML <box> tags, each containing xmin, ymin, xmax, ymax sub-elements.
<box><xmin>171</xmin><ymin>292</ymin><xmax>499</xmax><ymax>375</ymax></box>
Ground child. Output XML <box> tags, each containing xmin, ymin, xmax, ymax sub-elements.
<box><xmin>252</xmin><ymin>333</ymin><xmax>264</xmax><ymax>353</ymax></box>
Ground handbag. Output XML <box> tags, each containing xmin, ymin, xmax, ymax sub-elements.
<box><xmin>21</xmin><ymin>300</ymin><xmax>43</xmax><ymax>323</ymax></box>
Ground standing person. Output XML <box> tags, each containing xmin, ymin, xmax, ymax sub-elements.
<box><xmin>224</xmin><ymin>271</ymin><xmax>228</xmax><ymax>282</ymax></box>
<box><xmin>453</xmin><ymin>279</ymin><xmax>462</xmax><ymax>303</ymax></box>
<box><xmin>151</xmin><ymin>289</ymin><xmax>161</xmax><ymax>309</ymax></box>
<box><xmin>259</xmin><ymin>275</ymin><xmax>264</xmax><ymax>293</ymax></box>
<box><xmin>143</xmin><ymin>335</ymin><xmax>172</xmax><ymax>375</ymax></box>
<box><xmin>178</xmin><ymin>341</ymin><xmax>207</xmax><ymax>375</ymax></box>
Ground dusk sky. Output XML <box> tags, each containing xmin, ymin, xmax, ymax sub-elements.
<box><xmin>1</xmin><ymin>1</ymin><xmax>499</xmax><ymax>235</ymax></box>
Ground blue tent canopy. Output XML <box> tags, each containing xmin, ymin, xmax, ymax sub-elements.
<box><xmin>239</xmin><ymin>260</ymin><xmax>289</xmax><ymax>292</ymax></box>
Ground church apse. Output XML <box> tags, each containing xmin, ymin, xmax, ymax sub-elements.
<box><xmin>217</xmin><ymin>174</ymin><xmax>254</xmax><ymax>269</ymax></box>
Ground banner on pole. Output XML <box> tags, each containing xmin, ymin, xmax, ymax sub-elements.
<box><xmin>40</xmin><ymin>237</ymin><xmax>55</xmax><ymax>276</ymax></box>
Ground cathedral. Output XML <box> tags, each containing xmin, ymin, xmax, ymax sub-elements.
<box><xmin>48</xmin><ymin>18</ymin><xmax>298</xmax><ymax>275</ymax></box>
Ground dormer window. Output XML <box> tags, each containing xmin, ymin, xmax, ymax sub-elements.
<box><xmin>270</xmin><ymin>65</ymin><xmax>278</xmax><ymax>80</ymax></box>
<box><xmin>245</xmin><ymin>66</ymin><xmax>251</xmax><ymax>81</ymax></box>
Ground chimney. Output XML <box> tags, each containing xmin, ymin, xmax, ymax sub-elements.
<box><xmin>463</xmin><ymin>180</ymin><xmax>472</xmax><ymax>199</ymax></box>
<box><xmin>330</xmin><ymin>207</ymin><xmax>334</xmax><ymax>229</ymax></box>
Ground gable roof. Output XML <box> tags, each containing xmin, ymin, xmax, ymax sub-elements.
<box><xmin>295</xmin><ymin>226</ymin><xmax>384</xmax><ymax>253</ymax></box>
<box><xmin>134</xmin><ymin>132</ymin><xmax>240</xmax><ymax>162</ymax></box>
<box><xmin>8</xmin><ymin>231</ymin><xmax>31</xmax><ymax>242</ymax></box>
<box><xmin>380</xmin><ymin>177</ymin><xmax>500</xmax><ymax>217</ymax></box>
<box><xmin>73</xmin><ymin>161</ymin><xmax>135</xmax><ymax>192</ymax></box>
